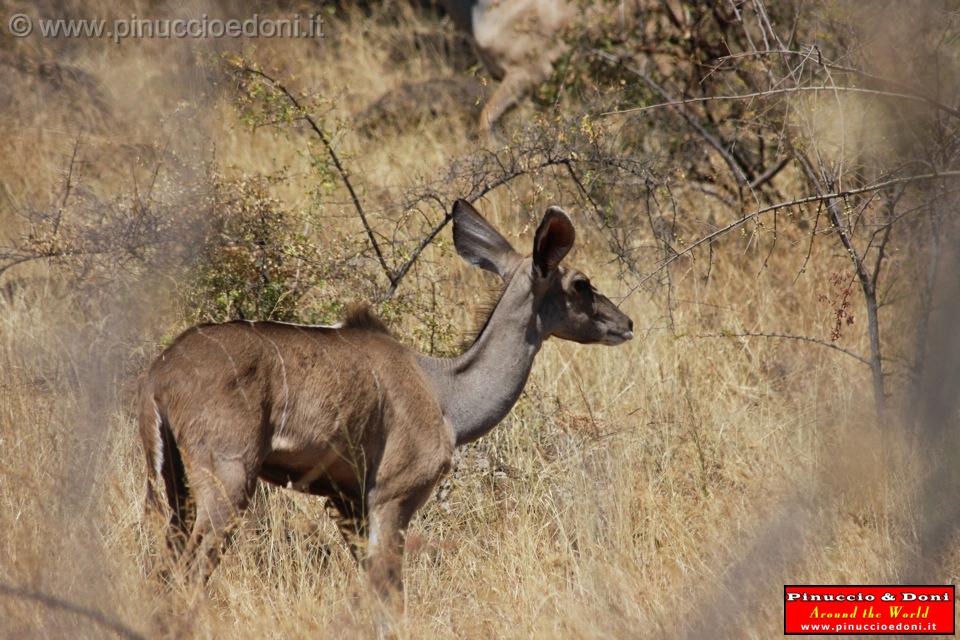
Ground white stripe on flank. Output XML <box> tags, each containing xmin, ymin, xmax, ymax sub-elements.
<box><xmin>270</xmin><ymin>434</ymin><xmax>297</xmax><ymax>451</ymax></box>
<box><xmin>153</xmin><ymin>403</ymin><xmax>164</xmax><ymax>480</ymax></box>
<box><xmin>250</xmin><ymin>326</ymin><xmax>291</xmax><ymax>436</ymax></box>
<box><xmin>196</xmin><ymin>325</ymin><xmax>252</xmax><ymax>409</ymax></box>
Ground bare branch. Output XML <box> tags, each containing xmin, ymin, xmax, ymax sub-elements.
<box><xmin>55</xmin><ymin>136</ymin><xmax>82</xmax><ymax>235</ymax></box>
<box><xmin>0</xmin><ymin>583</ymin><xmax>144</xmax><ymax>640</ymax></box>
<box><xmin>384</xmin><ymin>154</ymin><xmax>578</xmax><ymax>298</ymax></box>
<box><xmin>749</xmin><ymin>156</ymin><xmax>791</xmax><ymax>190</ymax></box>
<box><xmin>0</xmin><ymin>249</ymin><xmax>110</xmax><ymax>279</ymax></box>
<box><xmin>603</xmin><ymin>85</ymin><xmax>960</xmax><ymax>119</ymax></box>
<box><xmin>711</xmin><ymin>47</ymin><xmax>960</xmax><ymax>118</ymax></box>
<box><xmin>626</xmin><ymin>170</ymin><xmax>960</xmax><ymax>293</ymax></box>
<box><xmin>239</xmin><ymin>65</ymin><xmax>395</xmax><ymax>288</ymax></box>
<box><xmin>592</xmin><ymin>49</ymin><xmax>753</xmax><ymax>187</ymax></box>
<box><xmin>793</xmin><ymin>151</ymin><xmax>887</xmax><ymax>418</ymax></box>
<box><xmin>691</xmin><ymin>331</ymin><xmax>870</xmax><ymax>366</ymax></box>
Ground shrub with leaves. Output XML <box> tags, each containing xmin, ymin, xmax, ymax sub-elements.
<box><xmin>185</xmin><ymin>171</ymin><xmax>337</xmax><ymax>324</ymax></box>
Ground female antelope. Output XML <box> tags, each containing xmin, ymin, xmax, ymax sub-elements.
<box><xmin>139</xmin><ymin>200</ymin><xmax>633</xmax><ymax>604</ymax></box>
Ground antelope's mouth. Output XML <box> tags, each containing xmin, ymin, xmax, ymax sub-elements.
<box><xmin>602</xmin><ymin>329</ymin><xmax>634</xmax><ymax>345</ymax></box>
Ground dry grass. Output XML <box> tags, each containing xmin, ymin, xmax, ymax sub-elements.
<box><xmin>0</xmin><ymin>2</ymin><xmax>956</xmax><ymax>639</ymax></box>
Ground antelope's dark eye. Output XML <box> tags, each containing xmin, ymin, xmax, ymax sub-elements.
<box><xmin>573</xmin><ymin>279</ymin><xmax>592</xmax><ymax>295</ymax></box>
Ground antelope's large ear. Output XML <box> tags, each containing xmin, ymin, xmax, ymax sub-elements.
<box><xmin>452</xmin><ymin>199</ymin><xmax>519</xmax><ymax>279</ymax></box>
<box><xmin>533</xmin><ymin>206</ymin><xmax>575</xmax><ymax>276</ymax></box>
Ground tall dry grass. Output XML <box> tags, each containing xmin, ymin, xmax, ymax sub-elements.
<box><xmin>0</xmin><ymin>2</ymin><xmax>956</xmax><ymax>638</ymax></box>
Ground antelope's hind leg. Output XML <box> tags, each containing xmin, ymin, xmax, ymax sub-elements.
<box><xmin>182</xmin><ymin>456</ymin><xmax>258</xmax><ymax>582</ymax></box>
<box><xmin>151</xmin><ymin>422</ymin><xmax>192</xmax><ymax>553</ymax></box>
<box><xmin>140</xmin><ymin>410</ymin><xmax>193</xmax><ymax>581</ymax></box>
<box><xmin>325</xmin><ymin>494</ymin><xmax>367</xmax><ymax>563</ymax></box>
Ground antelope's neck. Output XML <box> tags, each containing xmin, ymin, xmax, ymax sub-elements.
<box><xmin>416</xmin><ymin>274</ymin><xmax>543</xmax><ymax>446</ymax></box>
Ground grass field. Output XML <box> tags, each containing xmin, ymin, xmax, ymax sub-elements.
<box><xmin>1</xmin><ymin>2</ymin><xmax>958</xmax><ymax>638</ymax></box>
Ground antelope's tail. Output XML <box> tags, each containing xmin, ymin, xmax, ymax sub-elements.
<box><xmin>139</xmin><ymin>379</ymin><xmax>190</xmax><ymax>552</ymax></box>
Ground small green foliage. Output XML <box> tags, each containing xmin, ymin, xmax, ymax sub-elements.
<box><xmin>179</xmin><ymin>55</ymin><xmax>376</xmax><ymax>328</ymax></box>
<box><xmin>185</xmin><ymin>171</ymin><xmax>332</xmax><ymax>324</ymax></box>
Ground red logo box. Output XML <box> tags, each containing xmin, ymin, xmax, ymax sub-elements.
<box><xmin>785</xmin><ymin>585</ymin><xmax>955</xmax><ymax>635</ymax></box>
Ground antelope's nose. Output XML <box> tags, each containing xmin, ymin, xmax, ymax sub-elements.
<box><xmin>624</xmin><ymin>319</ymin><xmax>634</xmax><ymax>340</ymax></box>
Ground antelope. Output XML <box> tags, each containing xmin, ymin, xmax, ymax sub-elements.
<box><xmin>139</xmin><ymin>199</ymin><xmax>633</xmax><ymax>607</ymax></box>
<box><xmin>443</xmin><ymin>0</ymin><xmax>575</xmax><ymax>134</ymax></box>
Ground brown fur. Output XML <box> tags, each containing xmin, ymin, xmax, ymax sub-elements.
<box><xmin>342</xmin><ymin>302</ymin><xmax>391</xmax><ymax>333</ymax></box>
<box><xmin>140</xmin><ymin>319</ymin><xmax>452</xmax><ymax>604</ymax></box>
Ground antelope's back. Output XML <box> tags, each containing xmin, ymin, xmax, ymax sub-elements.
<box><xmin>142</xmin><ymin>318</ymin><xmax>445</xmax><ymax>467</ymax></box>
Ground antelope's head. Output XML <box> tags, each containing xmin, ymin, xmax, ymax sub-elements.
<box><xmin>452</xmin><ymin>199</ymin><xmax>634</xmax><ymax>346</ymax></box>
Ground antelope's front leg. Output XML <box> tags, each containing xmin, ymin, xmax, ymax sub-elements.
<box><xmin>364</xmin><ymin>482</ymin><xmax>439</xmax><ymax>608</ymax></box>
<box><xmin>360</xmin><ymin>495</ymin><xmax>412</xmax><ymax>639</ymax></box>
<box><xmin>364</xmin><ymin>497</ymin><xmax>412</xmax><ymax>606</ymax></box>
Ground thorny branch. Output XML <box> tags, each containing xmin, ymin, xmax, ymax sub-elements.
<box><xmin>592</xmin><ymin>49</ymin><xmax>754</xmax><ymax>188</ymax></box>
<box><xmin>384</xmin><ymin>153</ymin><xmax>592</xmax><ymax>298</ymax></box>
<box><xmin>603</xmin><ymin>85</ymin><xmax>960</xmax><ymax>120</ymax></box>
<box><xmin>239</xmin><ymin>65</ymin><xmax>396</xmax><ymax>288</ymax></box>
<box><xmin>709</xmin><ymin>47</ymin><xmax>960</xmax><ymax>119</ymax></box>
<box><xmin>626</xmin><ymin>170</ymin><xmax>960</xmax><ymax>294</ymax></box>
<box><xmin>692</xmin><ymin>331</ymin><xmax>871</xmax><ymax>367</ymax></box>
<box><xmin>238</xmin><ymin>66</ymin><xmax>627</xmax><ymax>301</ymax></box>
<box><xmin>55</xmin><ymin>136</ymin><xmax>82</xmax><ymax>235</ymax></box>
